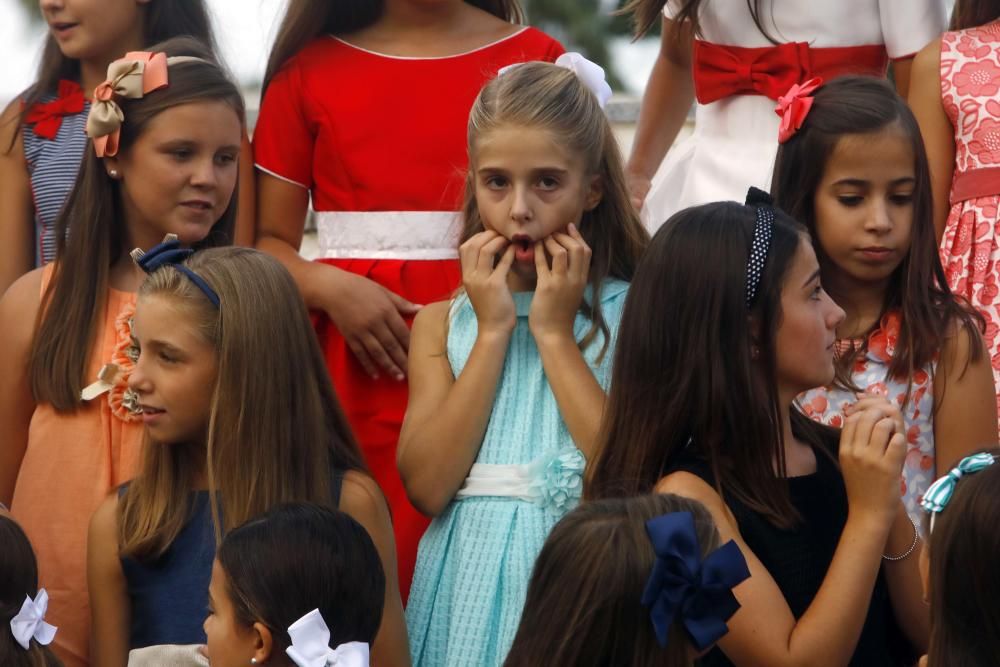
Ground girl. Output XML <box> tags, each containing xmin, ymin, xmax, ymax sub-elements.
<box><xmin>910</xmin><ymin>2</ymin><xmax>1000</xmax><ymax>420</ymax></box>
<box><xmin>204</xmin><ymin>503</ymin><xmax>385</xmax><ymax>667</ymax></box>
<box><xmin>587</xmin><ymin>195</ymin><xmax>927</xmax><ymax>665</ymax></box>
<box><xmin>253</xmin><ymin>0</ymin><xmax>563</xmax><ymax>598</ymax></box>
<box><xmin>918</xmin><ymin>449</ymin><xmax>1000</xmax><ymax>666</ymax></box>
<box><xmin>1</xmin><ymin>514</ymin><xmax>63</xmax><ymax>667</ymax></box>
<box><xmin>621</xmin><ymin>0</ymin><xmax>947</xmax><ymax>228</ymax></box>
<box><xmin>398</xmin><ymin>58</ymin><xmax>648</xmax><ymax>665</ymax></box>
<box><xmin>503</xmin><ymin>494</ymin><xmax>749</xmax><ymax>667</ymax></box>
<box><xmin>0</xmin><ymin>38</ymin><xmax>243</xmax><ymax>667</ymax></box>
<box><xmin>0</xmin><ymin>0</ymin><xmax>254</xmax><ymax>295</ymax></box>
<box><xmin>773</xmin><ymin>76</ymin><xmax>997</xmax><ymax>527</ymax></box>
<box><xmin>86</xmin><ymin>247</ymin><xmax>409</xmax><ymax>666</ymax></box>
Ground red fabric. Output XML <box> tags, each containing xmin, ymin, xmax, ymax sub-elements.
<box><xmin>693</xmin><ymin>41</ymin><xmax>889</xmax><ymax>104</ymax></box>
<box><xmin>25</xmin><ymin>79</ymin><xmax>85</xmax><ymax>140</ymax></box>
<box><xmin>254</xmin><ymin>28</ymin><xmax>564</xmax><ymax>602</ymax></box>
<box><xmin>951</xmin><ymin>167</ymin><xmax>1000</xmax><ymax>205</ymax></box>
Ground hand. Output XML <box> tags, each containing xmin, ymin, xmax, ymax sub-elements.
<box><xmin>845</xmin><ymin>393</ymin><xmax>905</xmax><ymax>436</ymax></box>
<box><xmin>529</xmin><ymin>224</ymin><xmax>591</xmax><ymax>342</ymax></box>
<box><xmin>839</xmin><ymin>403</ymin><xmax>907</xmax><ymax>526</ymax></box>
<box><xmin>626</xmin><ymin>169</ymin><xmax>651</xmax><ymax>211</ymax></box>
<box><xmin>321</xmin><ymin>269</ymin><xmax>421</xmax><ymax>381</ymax></box>
<box><xmin>460</xmin><ymin>230</ymin><xmax>516</xmax><ymax>337</ymax></box>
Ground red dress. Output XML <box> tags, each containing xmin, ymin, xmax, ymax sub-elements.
<box><xmin>253</xmin><ymin>27</ymin><xmax>564</xmax><ymax>601</ymax></box>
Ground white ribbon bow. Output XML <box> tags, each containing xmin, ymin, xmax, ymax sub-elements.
<box><xmin>285</xmin><ymin>609</ymin><xmax>369</xmax><ymax>667</ymax></box>
<box><xmin>9</xmin><ymin>589</ymin><xmax>58</xmax><ymax>650</ymax></box>
<box><xmin>498</xmin><ymin>52</ymin><xmax>613</xmax><ymax>109</ymax></box>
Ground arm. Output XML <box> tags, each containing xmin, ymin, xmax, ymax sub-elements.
<box><xmin>233</xmin><ymin>130</ymin><xmax>255</xmax><ymax>246</ymax></box>
<box><xmin>88</xmin><ymin>494</ymin><xmax>130</xmax><ymax>667</ymax></box>
<box><xmin>0</xmin><ymin>101</ymin><xmax>35</xmax><ymax>295</ymax></box>
<box><xmin>908</xmin><ymin>40</ymin><xmax>954</xmax><ymax>242</ymax></box>
<box><xmin>339</xmin><ymin>472</ymin><xmax>411</xmax><ymax>667</ymax></box>
<box><xmin>625</xmin><ymin>18</ymin><xmax>694</xmax><ymax>209</ymax></box>
<box><xmin>0</xmin><ymin>268</ymin><xmax>42</xmax><ymax>507</ymax></box>
<box><xmin>891</xmin><ymin>57</ymin><xmax>914</xmax><ymax>98</ymax></box>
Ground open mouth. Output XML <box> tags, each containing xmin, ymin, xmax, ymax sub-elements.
<box><xmin>181</xmin><ymin>201</ymin><xmax>213</xmax><ymax>211</ymax></box>
<box><xmin>511</xmin><ymin>234</ymin><xmax>534</xmax><ymax>261</ymax></box>
<box><xmin>139</xmin><ymin>405</ymin><xmax>165</xmax><ymax>416</ymax></box>
<box><xmin>50</xmin><ymin>22</ymin><xmax>78</xmax><ymax>34</ymax></box>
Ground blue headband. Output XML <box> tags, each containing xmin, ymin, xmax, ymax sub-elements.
<box><xmin>131</xmin><ymin>235</ymin><xmax>220</xmax><ymax>307</ymax></box>
<box><xmin>640</xmin><ymin>511</ymin><xmax>750</xmax><ymax>650</ymax></box>
<box><xmin>744</xmin><ymin>187</ymin><xmax>774</xmax><ymax>308</ymax></box>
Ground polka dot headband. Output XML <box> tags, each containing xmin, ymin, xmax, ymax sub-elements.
<box><xmin>744</xmin><ymin>187</ymin><xmax>774</xmax><ymax>308</ymax></box>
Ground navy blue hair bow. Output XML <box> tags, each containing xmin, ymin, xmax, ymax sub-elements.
<box><xmin>640</xmin><ymin>511</ymin><xmax>750</xmax><ymax>650</ymax></box>
<box><xmin>131</xmin><ymin>235</ymin><xmax>220</xmax><ymax>307</ymax></box>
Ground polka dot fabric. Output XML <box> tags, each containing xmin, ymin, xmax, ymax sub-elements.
<box><xmin>744</xmin><ymin>187</ymin><xmax>774</xmax><ymax>308</ymax></box>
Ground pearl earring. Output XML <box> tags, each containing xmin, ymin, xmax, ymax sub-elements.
<box><xmin>109</xmin><ymin>169</ymin><xmax>119</xmax><ymax>178</ymax></box>
<box><xmin>250</xmin><ymin>659</ymin><xmax>257</xmax><ymax>665</ymax></box>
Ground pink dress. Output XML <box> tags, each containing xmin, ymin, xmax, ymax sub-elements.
<box><xmin>938</xmin><ymin>23</ymin><xmax>1000</xmax><ymax>423</ymax></box>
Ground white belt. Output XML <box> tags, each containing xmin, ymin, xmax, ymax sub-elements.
<box><xmin>455</xmin><ymin>447</ymin><xmax>585</xmax><ymax>512</ymax></box>
<box><xmin>315</xmin><ymin>211</ymin><xmax>461</xmax><ymax>260</ymax></box>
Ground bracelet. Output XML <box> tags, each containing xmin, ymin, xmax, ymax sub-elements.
<box><xmin>882</xmin><ymin>518</ymin><xmax>919</xmax><ymax>561</ymax></box>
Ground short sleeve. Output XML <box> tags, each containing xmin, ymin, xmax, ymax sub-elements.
<box><xmin>252</xmin><ymin>58</ymin><xmax>314</xmax><ymax>190</ymax></box>
<box><xmin>878</xmin><ymin>0</ymin><xmax>947</xmax><ymax>60</ymax></box>
<box><xmin>543</xmin><ymin>35</ymin><xmax>566</xmax><ymax>61</ymax></box>
<box><xmin>662</xmin><ymin>0</ymin><xmax>684</xmax><ymax>20</ymax></box>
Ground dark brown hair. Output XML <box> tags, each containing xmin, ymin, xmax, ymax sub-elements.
<box><xmin>505</xmin><ymin>494</ymin><xmax>719</xmax><ymax>667</ymax></box>
<box><xmin>29</xmin><ymin>37</ymin><xmax>245</xmax><ymax>412</ymax></box>
<box><xmin>586</xmin><ymin>201</ymin><xmax>838</xmax><ymax>528</ymax></box>
<box><xmin>217</xmin><ymin>503</ymin><xmax>385</xmax><ymax>657</ymax></box>
<box><xmin>949</xmin><ymin>2</ymin><xmax>1000</xmax><ymax>30</ymax></box>
<box><xmin>619</xmin><ymin>0</ymin><xmax>776</xmax><ymax>42</ymax></box>
<box><xmin>0</xmin><ymin>516</ymin><xmax>63</xmax><ymax>667</ymax></box>
<box><xmin>925</xmin><ymin>448</ymin><xmax>1000</xmax><ymax>666</ymax></box>
<box><xmin>772</xmin><ymin>76</ymin><xmax>984</xmax><ymax>396</ymax></box>
<box><xmin>262</xmin><ymin>0</ymin><xmax>525</xmax><ymax>92</ymax></box>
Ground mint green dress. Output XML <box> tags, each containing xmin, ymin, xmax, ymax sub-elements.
<box><xmin>406</xmin><ymin>280</ymin><xmax>629</xmax><ymax>666</ymax></box>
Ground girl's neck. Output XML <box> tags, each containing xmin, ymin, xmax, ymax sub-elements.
<box><xmin>379</xmin><ymin>0</ymin><xmax>470</xmax><ymax>31</ymax></box>
<box><xmin>823</xmin><ymin>268</ymin><xmax>889</xmax><ymax>340</ymax></box>
<box><xmin>778</xmin><ymin>391</ymin><xmax>817</xmax><ymax>477</ymax></box>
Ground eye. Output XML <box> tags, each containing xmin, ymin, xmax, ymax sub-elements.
<box><xmin>810</xmin><ymin>284</ymin><xmax>823</xmax><ymax>300</ymax></box>
<box><xmin>170</xmin><ymin>148</ymin><xmax>193</xmax><ymax>160</ymax></box>
<box><xmin>890</xmin><ymin>192</ymin><xmax>914</xmax><ymax>206</ymax></box>
<box><xmin>537</xmin><ymin>176</ymin><xmax>560</xmax><ymax>190</ymax></box>
<box><xmin>484</xmin><ymin>175</ymin><xmax>507</xmax><ymax>190</ymax></box>
<box><xmin>158</xmin><ymin>350</ymin><xmax>178</xmax><ymax>364</ymax></box>
<box><xmin>836</xmin><ymin>195</ymin><xmax>863</xmax><ymax>207</ymax></box>
<box><xmin>215</xmin><ymin>152</ymin><xmax>238</xmax><ymax>166</ymax></box>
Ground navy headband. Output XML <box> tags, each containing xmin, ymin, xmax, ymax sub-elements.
<box><xmin>130</xmin><ymin>235</ymin><xmax>220</xmax><ymax>307</ymax></box>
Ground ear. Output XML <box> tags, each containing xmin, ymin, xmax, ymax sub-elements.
<box><xmin>584</xmin><ymin>174</ymin><xmax>603</xmax><ymax>212</ymax></box>
<box><xmin>251</xmin><ymin>622</ymin><xmax>275</xmax><ymax>664</ymax></box>
<box><xmin>103</xmin><ymin>156</ymin><xmax>122</xmax><ymax>180</ymax></box>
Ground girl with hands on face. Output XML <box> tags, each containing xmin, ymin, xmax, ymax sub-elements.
<box><xmin>397</xmin><ymin>57</ymin><xmax>648</xmax><ymax>666</ymax></box>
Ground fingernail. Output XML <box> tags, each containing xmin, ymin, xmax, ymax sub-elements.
<box><xmin>396</xmin><ymin>374</ymin><xmax>405</xmax><ymax>382</ymax></box>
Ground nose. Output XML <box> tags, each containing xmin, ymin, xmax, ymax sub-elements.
<box><xmin>39</xmin><ymin>0</ymin><xmax>63</xmax><ymax>11</ymax></box>
<box><xmin>127</xmin><ymin>355</ymin><xmax>152</xmax><ymax>395</ymax></box>
<box><xmin>509</xmin><ymin>183</ymin><xmax>532</xmax><ymax>223</ymax></box>
<box><xmin>189</xmin><ymin>156</ymin><xmax>218</xmax><ymax>190</ymax></box>
<box><xmin>864</xmin><ymin>198</ymin><xmax>893</xmax><ymax>234</ymax></box>
<box><xmin>826</xmin><ymin>294</ymin><xmax>847</xmax><ymax>330</ymax></box>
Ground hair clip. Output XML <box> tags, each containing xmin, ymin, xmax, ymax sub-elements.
<box><xmin>132</xmin><ymin>234</ymin><xmax>220</xmax><ymax>308</ymax></box>
<box><xmin>640</xmin><ymin>512</ymin><xmax>750</xmax><ymax>650</ymax></box>
<box><xmin>498</xmin><ymin>52</ymin><xmax>613</xmax><ymax>109</ymax></box>
<box><xmin>285</xmin><ymin>609</ymin><xmax>369</xmax><ymax>667</ymax></box>
<box><xmin>9</xmin><ymin>589</ymin><xmax>57</xmax><ymax>651</ymax></box>
<box><xmin>921</xmin><ymin>452</ymin><xmax>996</xmax><ymax>520</ymax></box>
<box><xmin>744</xmin><ymin>187</ymin><xmax>774</xmax><ymax>308</ymax></box>
<box><xmin>775</xmin><ymin>77</ymin><xmax>823</xmax><ymax>144</ymax></box>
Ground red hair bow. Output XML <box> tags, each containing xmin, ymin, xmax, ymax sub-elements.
<box><xmin>775</xmin><ymin>77</ymin><xmax>823</xmax><ymax>144</ymax></box>
<box><xmin>24</xmin><ymin>80</ymin><xmax>85</xmax><ymax>140</ymax></box>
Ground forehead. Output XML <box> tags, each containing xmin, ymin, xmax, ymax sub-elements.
<box><xmin>821</xmin><ymin>126</ymin><xmax>916</xmax><ymax>183</ymax></box>
<box><xmin>133</xmin><ymin>293</ymin><xmax>209</xmax><ymax>342</ymax></box>
<box><xmin>474</xmin><ymin>124</ymin><xmax>577</xmax><ymax>169</ymax></box>
<box><xmin>135</xmin><ymin>100</ymin><xmax>242</xmax><ymax>146</ymax></box>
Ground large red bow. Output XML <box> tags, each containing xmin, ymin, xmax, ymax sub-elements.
<box><xmin>24</xmin><ymin>80</ymin><xmax>85</xmax><ymax>140</ymax></box>
<box><xmin>693</xmin><ymin>41</ymin><xmax>809</xmax><ymax>104</ymax></box>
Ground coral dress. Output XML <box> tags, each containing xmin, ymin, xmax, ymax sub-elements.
<box><xmin>938</xmin><ymin>23</ymin><xmax>1000</xmax><ymax>423</ymax></box>
<box><xmin>253</xmin><ymin>28</ymin><xmax>564</xmax><ymax>600</ymax></box>
<box><xmin>642</xmin><ymin>0</ymin><xmax>946</xmax><ymax>230</ymax></box>
<box><xmin>11</xmin><ymin>267</ymin><xmax>145</xmax><ymax>667</ymax></box>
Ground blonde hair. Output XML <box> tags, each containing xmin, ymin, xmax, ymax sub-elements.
<box><xmin>118</xmin><ymin>248</ymin><xmax>364</xmax><ymax>558</ymax></box>
<box><xmin>461</xmin><ymin>62</ymin><xmax>649</xmax><ymax>359</ymax></box>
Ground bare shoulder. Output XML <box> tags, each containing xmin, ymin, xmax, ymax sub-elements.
<box><xmin>89</xmin><ymin>492</ymin><xmax>120</xmax><ymax>543</ymax></box>
<box><xmin>413</xmin><ymin>300</ymin><xmax>451</xmax><ymax>332</ymax></box>
<box><xmin>912</xmin><ymin>37</ymin><xmax>942</xmax><ymax>79</ymax></box>
<box><xmin>0</xmin><ymin>97</ymin><xmax>24</xmax><ymax>153</ymax></box>
<box><xmin>340</xmin><ymin>470</ymin><xmax>391</xmax><ymax>524</ymax></box>
<box><xmin>0</xmin><ymin>267</ymin><xmax>43</xmax><ymax>339</ymax></box>
<box><xmin>654</xmin><ymin>470</ymin><xmax>736</xmax><ymax>526</ymax></box>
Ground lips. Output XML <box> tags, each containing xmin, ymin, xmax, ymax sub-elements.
<box><xmin>857</xmin><ymin>246</ymin><xmax>893</xmax><ymax>262</ymax></box>
<box><xmin>511</xmin><ymin>234</ymin><xmax>535</xmax><ymax>262</ymax></box>
<box><xmin>180</xmin><ymin>200</ymin><xmax>213</xmax><ymax>211</ymax></box>
<box><xmin>49</xmin><ymin>22</ymin><xmax>79</xmax><ymax>37</ymax></box>
<box><xmin>139</xmin><ymin>404</ymin><xmax>165</xmax><ymax>415</ymax></box>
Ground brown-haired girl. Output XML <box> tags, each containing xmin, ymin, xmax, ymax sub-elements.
<box><xmin>774</xmin><ymin>76</ymin><xmax>997</xmax><ymax>528</ymax></box>
<box><xmin>504</xmin><ymin>494</ymin><xmax>749</xmax><ymax>667</ymax></box>
<box><xmin>86</xmin><ymin>247</ymin><xmax>408</xmax><ymax>666</ymax></box>
<box><xmin>588</xmin><ymin>194</ymin><xmax>927</xmax><ymax>665</ymax></box>
<box><xmin>0</xmin><ymin>38</ymin><xmax>244</xmax><ymax>667</ymax></box>
<box><xmin>253</xmin><ymin>0</ymin><xmax>563</xmax><ymax>599</ymax></box>
<box><xmin>0</xmin><ymin>0</ymin><xmax>254</xmax><ymax>295</ymax></box>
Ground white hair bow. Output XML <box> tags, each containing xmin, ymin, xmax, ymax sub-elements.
<box><xmin>285</xmin><ymin>609</ymin><xmax>369</xmax><ymax>667</ymax></box>
<box><xmin>498</xmin><ymin>52</ymin><xmax>613</xmax><ymax>109</ymax></box>
<box><xmin>9</xmin><ymin>589</ymin><xmax>58</xmax><ymax>650</ymax></box>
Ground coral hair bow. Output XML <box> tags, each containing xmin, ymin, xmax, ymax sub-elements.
<box><xmin>9</xmin><ymin>589</ymin><xmax>58</xmax><ymax>650</ymax></box>
<box><xmin>25</xmin><ymin>80</ymin><xmax>85</xmax><ymax>140</ymax></box>
<box><xmin>86</xmin><ymin>51</ymin><xmax>172</xmax><ymax>157</ymax></box>
<box><xmin>285</xmin><ymin>609</ymin><xmax>370</xmax><ymax>667</ymax></box>
<box><xmin>775</xmin><ymin>77</ymin><xmax>823</xmax><ymax>144</ymax></box>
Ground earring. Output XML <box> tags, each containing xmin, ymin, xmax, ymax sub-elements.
<box><xmin>109</xmin><ymin>169</ymin><xmax>119</xmax><ymax>179</ymax></box>
<box><xmin>250</xmin><ymin>660</ymin><xmax>257</xmax><ymax>665</ymax></box>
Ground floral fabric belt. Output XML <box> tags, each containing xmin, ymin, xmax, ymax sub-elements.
<box><xmin>455</xmin><ymin>447</ymin><xmax>585</xmax><ymax>513</ymax></box>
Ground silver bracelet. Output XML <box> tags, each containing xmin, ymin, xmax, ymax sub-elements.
<box><xmin>882</xmin><ymin>518</ymin><xmax>919</xmax><ymax>561</ymax></box>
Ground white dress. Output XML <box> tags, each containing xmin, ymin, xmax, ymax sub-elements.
<box><xmin>642</xmin><ymin>0</ymin><xmax>947</xmax><ymax>230</ymax></box>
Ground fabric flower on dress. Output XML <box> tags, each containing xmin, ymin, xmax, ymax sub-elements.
<box><xmin>953</xmin><ymin>59</ymin><xmax>1000</xmax><ymax>97</ymax></box>
<box><xmin>108</xmin><ymin>302</ymin><xmax>142</xmax><ymax>422</ymax></box>
<box><xmin>528</xmin><ymin>447</ymin><xmax>585</xmax><ymax>513</ymax></box>
<box><xmin>968</xmin><ymin>118</ymin><xmax>1000</xmax><ymax>165</ymax></box>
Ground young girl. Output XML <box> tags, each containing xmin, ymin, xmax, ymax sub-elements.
<box><xmin>398</xmin><ymin>57</ymin><xmax>648</xmax><ymax>665</ymax></box>
<box><xmin>0</xmin><ymin>38</ymin><xmax>243</xmax><ymax>667</ymax></box>
<box><xmin>587</xmin><ymin>194</ymin><xmax>927</xmax><ymax>665</ymax></box>
<box><xmin>918</xmin><ymin>449</ymin><xmax>1000</xmax><ymax>666</ymax></box>
<box><xmin>0</xmin><ymin>0</ymin><xmax>254</xmax><ymax>295</ymax></box>
<box><xmin>1</xmin><ymin>514</ymin><xmax>63</xmax><ymax>667</ymax></box>
<box><xmin>773</xmin><ymin>76</ymin><xmax>997</xmax><ymax>528</ymax></box>
<box><xmin>253</xmin><ymin>0</ymin><xmax>563</xmax><ymax>598</ymax></box>
<box><xmin>910</xmin><ymin>2</ymin><xmax>1000</xmax><ymax>420</ymax></box>
<box><xmin>203</xmin><ymin>503</ymin><xmax>385</xmax><ymax>667</ymax></box>
<box><xmin>503</xmin><ymin>494</ymin><xmax>749</xmax><ymax>667</ymax></box>
<box><xmin>621</xmin><ymin>0</ymin><xmax>947</xmax><ymax>228</ymax></box>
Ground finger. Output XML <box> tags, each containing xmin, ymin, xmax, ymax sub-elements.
<box><xmin>840</xmin><ymin>412</ymin><xmax>859</xmax><ymax>458</ymax></box>
<box><xmin>387</xmin><ymin>289</ymin><xmax>423</xmax><ymax>315</ymax></box>
<box><xmin>544</xmin><ymin>236</ymin><xmax>568</xmax><ymax>274</ymax></box>
<box><xmin>533</xmin><ymin>241</ymin><xmax>549</xmax><ymax>278</ymax></box>
<box><xmin>885</xmin><ymin>432</ymin><xmax>907</xmax><ymax>470</ymax></box>
<box><xmin>853</xmin><ymin>407</ymin><xmax>886</xmax><ymax>453</ymax></box>
<box><xmin>363</xmin><ymin>332</ymin><xmax>404</xmax><ymax>379</ymax></box>
<box><xmin>347</xmin><ymin>338</ymin><xmax>379</xmax><ymax>379</ymax></box>
<box><xmin>478</xmin><ymin>236</ymin><xmax>509</xmax><ymax>273</ymax></box>
<box><xmin>493</xmin><ymin>244</ymin><xmax>516</xmax><ymax>277</ymax></box>
<box><xmin>385</xmin><ymin>309</ymin><xmax>412</xmax><ymax>354</ymax></box>
<box><xmin>460</xmin><ymin>230</ymin><xmax>498</xmax><ymax>270</ymax></box>
<box><xmin>556</xmin><ymin>229</ymin><xmax>590</xmax><ymax>280</ymax></box>
<box><xmin>869</xmin><ymin>416</ymin><xmax>897</xmax><ymax>453</ymax></box>
<box><xmin>375</xmin><ymin>322</ymin><xmax>409</xmax><ymax>379</ymax></box>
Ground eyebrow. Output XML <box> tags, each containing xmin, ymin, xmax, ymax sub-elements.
<box><xmin>476</xmin><ymin>166</ymin><xmax>570</xmax><ymax>175</ymax></box>
<box><xmin>802</xmin><ymin>269</ymin><xmax>821</xmax><ymax>288</ymax></box>
<box><xmin>832</xmin><ymin>177</ymin><xmax>916</xmax><ymax>187</ymax></box>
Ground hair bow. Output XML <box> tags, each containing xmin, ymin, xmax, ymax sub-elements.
<box><xmin>9</xmin><ymin>589</ymin><xmax>58</xmax><ymax>651</ymax></box>
<box><xmin>774</xmin><ymin>77</ymin><xmax>823</xmax><ymax>144</ymax></box>
<box><xmin>921</xmin><ymin>452</ymin><xmax>997</xmax><ymax>515</ymax></box>
<box><xmin>498</xmin><ymin>52</ymin><xmax>613</xmax><ymax>109</ymax></box>
<box><xmin>640</xmin><ymin>512</ymin><xmax>750</xmax><ymax>650</ymax></box>
<box><xmin>131</xmin><ymin>234</ymin><xmax>220</xmax><ymax>307</ymax></box>
<box><xmin>25</xmin><ymin>79</ymin><xmax>86</xmax><ymax>140</ymax></box>
<box><xmin>285</xmin><ymin>609</ymin><xmax>370</xmax><ymax>667</ymax></box>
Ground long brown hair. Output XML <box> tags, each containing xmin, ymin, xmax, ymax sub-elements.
<box><xmin>29</xmin><ymin>37</ymin><xmax>244</xmax><ymax>412</ymax></box>
<box><xmin>949</xmin><ymin>1</ymin><xmax>1000</xmax><ymax>30</ymax></box>
<box><xmin>619</xmin><ymin>0</ymin><xmax>776</xmax><ymax>42</ymax></box>
<box><xmin>119</xmin><ymin>248</ymin><xmax>365</xmax><ymax>559</ymax></box>
<box><xmin>462</xmin><ymin>61</ymin><xmax>649</xmax><ymax>361</ymax></box>
<box><xmin>586</xmin><ymin>202</ymin><xmax>838</xmax><ymax>529</ymax></box>
<box><xmin>262</xmin><ymin>0</ymin><xmax>525</xmax><ymax>92</ymax></box>
<box><xmin>925</xmin><ymin>449</ymin><xmax>1000</xmax><ymax>666</ymax></box>
<box><xmin>772</xmin><ymin>76</ymin><xmax>984</xmax><ymax>396</ymax></box>
<box><xmin>505</xmin><ymin>494</ymin><xmax>719</xmax><ymax>667</ymax></box>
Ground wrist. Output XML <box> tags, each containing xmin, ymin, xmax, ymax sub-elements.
<box><xmin>305</xmin><ymin>262</ymin><xmax>348</xmax><ymax>309</ymax></box>
<box><xmin>475</xmin><ymin>327</ymin><xmax>514</xmax><ymax>346</ymax></box>
<box><xmin>530</xmin><ymin>326</ymin><xmax>576</xmax><ymax>348</ymax></box>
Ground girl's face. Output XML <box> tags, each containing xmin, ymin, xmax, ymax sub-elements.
<box><xmin>473</xmin><ymin>124</ymin><xmax>602</xmax><ymax>280</ymax></box>
<box><xmin>204</xmin><ymin>559</ymin><xmax>263</xmax><ymax>667</ymax></box>
<box><xmin>106</xmin><ymin>100</ymin><xmax>242</xmax><ymax>252</ymax></box>
<box><xmin>812</xmin><ymin>127</ymin><xmax>915</xmax><ymax>294</ymax></box>
<box><xmin>128</xmin><ymin>294</ymin><xmax>218</xmax><ymax>445</ymax></box>
<box><xmin>774</xmin><ymin>238</ymin><xmax>846</xmax><ymax>396</ymax></box>
<box><xmin>39</xmin><ymin>0</ymin><xmax>148</xmax><ymax>62</ymax></box>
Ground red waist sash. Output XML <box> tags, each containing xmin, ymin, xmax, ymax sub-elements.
<box><xmin>951</xmin><ymin>167</ymin><xmax>1000</xmax><ymax>205</ymax></box>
